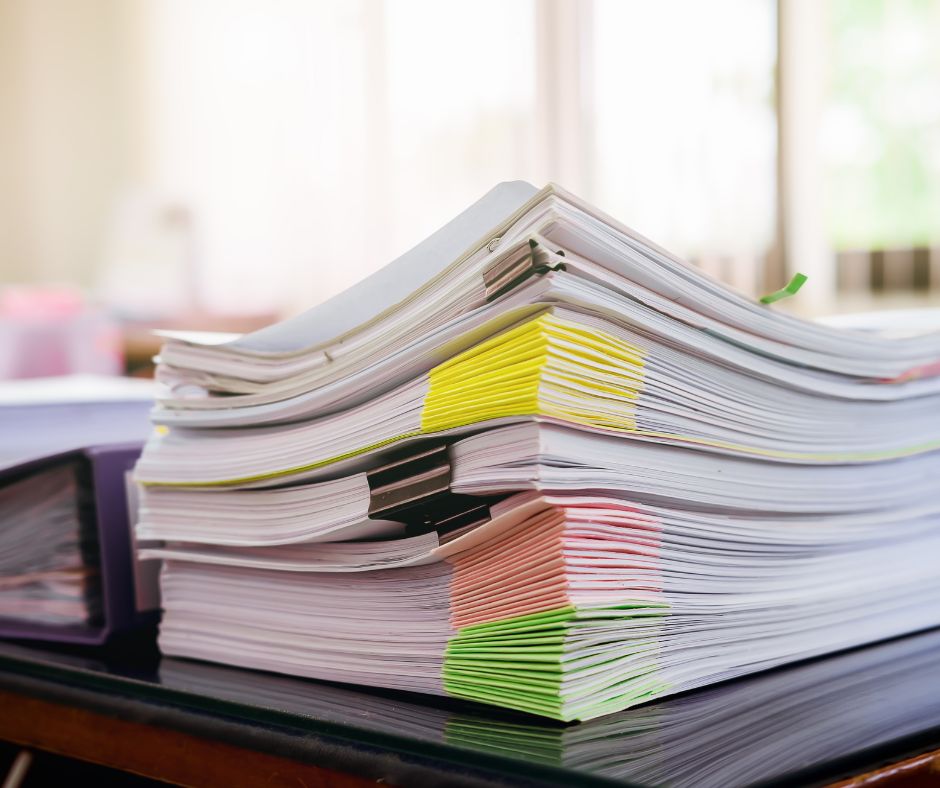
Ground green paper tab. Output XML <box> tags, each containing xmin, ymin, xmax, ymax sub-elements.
<box><xmin>760</xmin><ymin>272</ymin><xmax>808</xmax><ymax>304</ymax></box>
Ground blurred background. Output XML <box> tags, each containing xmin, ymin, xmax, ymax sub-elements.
<box><xmin>0</xmin><ymin>0</ymin><xmax>938</xmax><ymax>377</ymax></box>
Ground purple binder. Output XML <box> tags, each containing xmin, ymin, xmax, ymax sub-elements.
<box><xmin>0</xmin><ymin>443</ymin><xmax>155</xmax><ymax>645</ymax></box>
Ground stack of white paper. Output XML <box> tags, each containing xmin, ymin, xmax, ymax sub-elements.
<box><xmin>135</xmin><ymin>182</ymin><xmax>940</xmax><ymax>720</ymax></box>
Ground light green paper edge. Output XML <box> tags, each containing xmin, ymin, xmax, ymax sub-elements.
<box><xmin>442</xmin><ymin>604</ymin><xmax>672</xmax><ymax>721</ymax></box>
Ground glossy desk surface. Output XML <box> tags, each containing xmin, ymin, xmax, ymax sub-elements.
<box><xmin>2</xmin><ymin>627</ymin><xmax>940</xmax><ymax>787</ymax></box>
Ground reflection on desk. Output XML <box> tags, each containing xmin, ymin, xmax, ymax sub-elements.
<box><xmin>2</xmin><ymin>627</ymin><xmax>940</xmax><ymax>787</ymax></box>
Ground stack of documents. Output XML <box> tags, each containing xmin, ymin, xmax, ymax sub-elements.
<box><xmin>135</xmin><ymin>182</ymin><xmax>940</xmax><ymax>720</ymax></box>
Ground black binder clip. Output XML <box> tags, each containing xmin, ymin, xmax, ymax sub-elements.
<box><xmin>366</xmin><ymin>443</ymin><xmax>498</xmax><ymax>541</ymax></box>
<box><xmin>483</xmin><ymin>239</ymin><xmax>567</xmax><ymax>302</ymax></box>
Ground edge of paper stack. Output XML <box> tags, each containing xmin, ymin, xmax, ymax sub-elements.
<box><xmin>134</xmin><ymin>181</ymin><xmax>940</xmax><ymax>721</ymax></box>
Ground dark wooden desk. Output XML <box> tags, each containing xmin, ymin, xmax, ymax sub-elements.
<box><xmin>1</xmin><ymin>687</ymin><xmax>374</xmax><ymax>787</ymax></box>
<box><xmin>2</xmin><ymin>629</ymin><xmax>940</xmax><ymax>787</ymax></box>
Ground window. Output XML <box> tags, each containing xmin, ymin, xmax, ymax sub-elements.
<box><xmin>592</xmin><ymin>0</ymin><xmax>777</xmax><ymax>293</ymax></box>
<box><xmin>823</xmin><ymin>0</ymin><xmax>940</xmax><ymax>251</ymax></box>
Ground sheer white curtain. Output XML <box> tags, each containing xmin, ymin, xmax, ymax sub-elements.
<box><xmin>591</xmin><ymin>0</ymin><xmax>777</xmax><ymax>294</ymax></box>
<box><xmin>134</xmin><ymin>0</ymin><xmax>541</xmax><ymax>315</ymax></box>
<box><xmin>126</xmin><ymin>0</ymin><xmax>778</xmax><ymax>315</ymax></box>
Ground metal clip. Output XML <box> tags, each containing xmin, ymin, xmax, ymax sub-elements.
<box><xmin>366</xmin><ymin>443</ymin><xmax>498</xmax><ymax>537</ymax></box>
<box><xmin>367</xmin><ymin>444</ymin><xmax>452</xmax><ymax>521</ymax></box>
<box><xmin>482</xmin><ymin>239</ymin><xmax>567</xmax><ymax>302</ymax></box>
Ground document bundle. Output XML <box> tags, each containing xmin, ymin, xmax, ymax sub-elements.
<box><xmin>135</xmin><ymin>182</ymin><xmax>940</xmax><ymax>720</ymax></box>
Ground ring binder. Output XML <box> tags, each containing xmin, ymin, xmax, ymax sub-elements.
<box><xmin>0</xmin><ymin>444</ymin><xmax>155</xmax><ymax>644</ymax></box>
